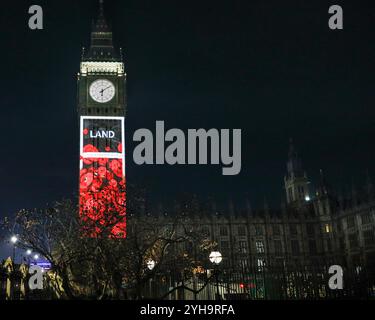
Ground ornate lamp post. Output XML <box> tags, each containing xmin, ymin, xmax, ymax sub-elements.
<box><xmin>146</xmin><ymin>259</ymin><xmax>156</xmax><ymax>298</ymax></box>
<box><xmin>147</xmin><ymin>259</ymin><xmax>155</xmax><ymax>271</ymax></box>
<box><xmin>10</xmin><ymin>236</ymin><xmax>18</xmax><ymax>263</ymax></box>
<box><xmin>25</xmin><ymin>249</ymin><xmax>32</xmax><ymax>265</ymax></box>
<box><xmin>209</xmin><ymin>251</ymin><xmax>222</xmax><ymax>300</ymax></box>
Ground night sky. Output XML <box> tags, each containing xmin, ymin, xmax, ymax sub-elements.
<box><xmin>1</xmin><ymin>0</ymin><xmax>375</xmax><ymax>257</ymax></box>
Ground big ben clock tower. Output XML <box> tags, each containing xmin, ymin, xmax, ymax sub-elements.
<box><xmin>77</xmin><ymin>0</ymin><xmax>126</xmax><ymax>238</ymax></box>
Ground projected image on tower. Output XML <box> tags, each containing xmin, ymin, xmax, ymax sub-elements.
<box><xmin>79</xmin><ymin>116</ymin><xmax>126</xmax><ymax>238</ymax></box>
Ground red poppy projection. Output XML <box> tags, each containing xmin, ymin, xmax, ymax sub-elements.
<box><xmin>79</xmin><ymin>116</ymin><xmax>126</xmax><ymax>238</ymax></box>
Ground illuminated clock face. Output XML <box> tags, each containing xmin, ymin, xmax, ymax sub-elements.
<box><xmin>89</xmin><ymin>79</ymin><xmax>115</xmax><ymax>103</ymax></box>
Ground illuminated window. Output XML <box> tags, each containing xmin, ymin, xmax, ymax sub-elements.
<box><xmin>240</xmin><ymin>259</ymin><xmax>249</xmax><ymax>268</ymax></box>
<box><xmin>239</xmin><ymin>241</ymin><xmax>247</xmax><ymax>253</ymax></box>
<box><xmin>257</xmin><ymin>258</ymin><xmax>265</xmax><ymax>272</ymax></box>
<box><xmin>324</xmin><ymin>224</ymin><xmax>331</xmax><ymax>233</ymax></box>
<box><xmin>255</xmin><ymin>240</ymin><xmax>265</xmax><ymax>253</ymax></box>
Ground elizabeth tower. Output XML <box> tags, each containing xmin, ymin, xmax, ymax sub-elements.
<box><xmin>77</xmin><ymin>0</ymin><xmax>127</xmax><ymax>238</ymax></box>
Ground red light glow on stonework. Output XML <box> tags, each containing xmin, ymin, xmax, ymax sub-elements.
<box><xmin>79</xmin><ymin>157</ymin><xmax>126</xmax><ymax>238</ymax></box>
<box><xmin>79</xmin><ymin>117</ymin><xmax>126</xmax><ymax>238</ymax></box>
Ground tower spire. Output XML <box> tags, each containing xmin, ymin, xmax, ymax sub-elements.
<box><xmin>284</xmin><ymin>139</ymin><xmax>310</xmax><ymax>205</ymax></box>
<box><xmin>316</xmin><ymin>169</ymin><xmax>329</xmax><ymax>196</ymax></box>
<box><xmin>94</xmin><ymin>0</ymin><xmax>110</xmax><ymax>32</ymax></box>
<box><xmin>286</xmin><ymin>138</ymin><xmax>303</xmax><ymax>177</ymax></box>
<box><xmin>82</xmin><ymin>0</ymin><xmax>120</xmax><ymax>62</ymax></box>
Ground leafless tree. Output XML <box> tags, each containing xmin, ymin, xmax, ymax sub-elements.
<box><xmin>0</xmin><ymin>187</ymin><xmax>215</xmax><ymax>300</ymax></box>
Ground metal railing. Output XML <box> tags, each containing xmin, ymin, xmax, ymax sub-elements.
<box><xmin>1</xmin><ymin>260</ymin><xmax>374</xmax><ymax>300</ymax></box>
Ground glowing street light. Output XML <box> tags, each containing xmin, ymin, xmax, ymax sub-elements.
<box><xmin>146</xmin><ymin>259</ymin><xmax>156</xmax><ymax>298</ymax></box>
<box><xmin>24</xmin><ymin>249</ymin><xmax>33</xmax><ymax>266</ymax></box>
<box><xmin>209</xmin><ymin>251</ymin><xmax>222</xmax><ymax>265</ymax></box>
<box><xmin>209</xmin><ymin>251</ymin><xmax>223</xmax><ymax>300</ymax></box>
<box><xmin>10</xmin><ymin>236</ymin><xmax>18</xmax><ymax>244</ymax></box>
<box><xmin>146</xmin><ymin>259</ymin><xmax>156</xmax><ymax>271</ymax></box>
<box><xmin>33</xmin><ymin>254</ymin><xmax>39</xmax><ymax>260</ymax></box>
<box><xmin>10</xmin><ymin>235</ymin><xmax>18</xmax><ymax>263</ymax></box>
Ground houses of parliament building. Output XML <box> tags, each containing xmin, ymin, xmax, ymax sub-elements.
<box><xmin>151</xmin><ymin>140</ymin><xmax>375</xmax><ymax>273</ymax></box>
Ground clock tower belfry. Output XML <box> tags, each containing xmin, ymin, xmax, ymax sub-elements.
<box><xmin>77</xmin><ymin>0</ymin><xmax>127</xmax><ymax>238</ymax></box>
<box><xmin>78</xmin><ymin>0</ymin><xmax>126</xmax><ymax>116</ymax></box>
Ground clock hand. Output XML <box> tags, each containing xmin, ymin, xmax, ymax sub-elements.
<box><xmin>102</xmin><ymin>86</ymin><xmax>112</xmax><ymax>92</ymax></box>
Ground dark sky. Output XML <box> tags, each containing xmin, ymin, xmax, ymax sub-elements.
<box><xmin>1</xmin><ymin>0</ymin><xmax>375</xmax><ymax>257</ymax></box>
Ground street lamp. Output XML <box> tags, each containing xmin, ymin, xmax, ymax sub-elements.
<box><xmin>146</xmin><ymin>259</ymin><xmax>156</xmax><ymax>298</ymax></box>
<box><xmin>209</xmin><ymin>251</ymin><xmax>222</xmax><ymax>265</ymax></box>
<box><xmin>10</xmin><ymin>236</ymin><xmax>18</xmax><ymax>263</ymax></box>
<box><xmin>10</xmin><ymin>236</ymin><xmax>18</xmax><ymax>244</ymax></box>
<box><xmin>25</xmin><ymin>249</ymin><xmax>32</xmax><ymax>265</ymax></box>
<box><xmin>209</xmin><ymin>251</ymin><xmax>222</xmax><ymax>300</ymax></box>
<box><xmin>33</xmin><ymin>254</ymin><xmax>39</xmax><ymax>261</ymax></box>
<box><xmin>146</xmin><ymin>259</ymin><xmax>155</xmax><ymax>271</ymax></box>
